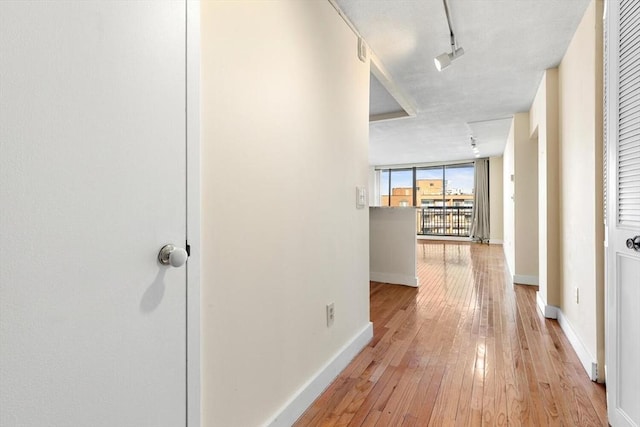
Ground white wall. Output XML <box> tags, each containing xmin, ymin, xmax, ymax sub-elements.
<box><xmin>489</xmin><ymin>156</ymin><xmax>504</xmax><ymax>243</ymax></box>
<box><xmin>503</xmin><ymin>114</ymin><xmax>538</xmax><ymax>283</ymax></box>
<box><xmin>503</xmin><ymin>126</ymin><xmax>516</xmax><ymax>276</ymax></box>
<box><xmin>369</xmin><ymin>207</ymin><xmax>418</xmax><ymax>287</ymax></box>
<box><xmin>530</xmin><ymin>69</ymin><xmax>560</xmax><ymax>306</ymax></box>
<box><xmin>201</xmin><ymin>2</ymin><xmax>371</xmax><ymax>425</ymax></box>
<box><xmin>514</xmin><ymin>113</ymin><xmax>539</xmax><ymax>282</ymax></box>
<box><xmin>557</xmin><ymin>0</ymin><xmax>604</xmax><ymax>380</ymax></box>
<box><xmin>524</xmin><ymin>0</ymin><xmax>604</xmax><ymax>381</ymax></box>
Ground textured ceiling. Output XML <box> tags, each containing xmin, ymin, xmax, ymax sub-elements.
<box><xmin>334</xmin><ymin>0</ymin><xmax>591</xmax><ymax>166</ymax></box>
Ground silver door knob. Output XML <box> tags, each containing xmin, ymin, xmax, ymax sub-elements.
<box><xmin>158</xmin><ymin>244</ymin><xmax>188</xmax><ymax>267</ymax></box>
<box><xmin>626</xmin><ymin>236</ymin><xmax>640</xmax><ymax>252</ymax></box>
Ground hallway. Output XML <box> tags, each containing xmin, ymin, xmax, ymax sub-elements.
<box><xmin>295</xmin><ymin>242</ymin><xmax>607</xmax><ymax>426</ymax></box>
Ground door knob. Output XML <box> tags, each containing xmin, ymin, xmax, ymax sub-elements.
<box><xmin>626</xmin><ymin>236</ymin><xmax>640</xmax><ymax>252</ymax></box>
<box><xmin>158</xmin><ymin>244</ymin><xmax>188</xmax><ymax>267</ymax></box>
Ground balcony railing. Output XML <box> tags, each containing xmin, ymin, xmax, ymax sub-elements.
<box><xmin>417</xmin><ymin>206</ymin><xmax>473</xmax><ymax>237</ymax></box>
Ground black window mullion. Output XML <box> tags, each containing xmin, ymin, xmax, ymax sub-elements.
<box><xmin>387</xmin><ymin>169</ymin><xmax>391</xmax><ymax>206</ymax></box>
<box><xmin>412</xmin><ymin>167</ymin><xmax>417</xmax><ymax>207</ymax></box>
<box><xmin>442</xmin><ymin>166</ymin><xmax>446</xmax><ymax>233</ymax></box>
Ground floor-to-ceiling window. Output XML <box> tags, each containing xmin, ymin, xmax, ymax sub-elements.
<box><xmin>378</xmin><ymin>163</ymin><xmax>474</xmax><ymax>236</ymax></box>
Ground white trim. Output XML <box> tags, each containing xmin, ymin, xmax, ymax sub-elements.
<box><xmin>489</xmin><ymin>239</ymin><xmax>503</xmax><ymax>245</ymax></box>
<box><xmin>513</xmin><ymin>274</ymin><xmax>538</xmax><ymax>286</ymax></box>
<box><xmin>369</xmin><ymin>54</ymin><xmax>417</xmax><ymax>123</ymax></box>
<box><xmin>264</xmin><ymin>322</ymin><xmax>374</xmax><ymax>427</ymax></box>
<box><xmin>535</xmin><ymin>294</ymin><xmax>599</xmax><ymax>381</ymax></box>
<box><xmin>370</xmin><ymin>272</ymin><xmax>419</xmax><ymax>287</ymax></box>
<box><xmin>536</xmin><ymin>291</ymin><xmax>559</xmax><ymax>319</ymax></box>
<box><xmin>557</xmin><ymin>310</ymin><xmax>599</xmax><ymax>381</ymax></box>
<box><xmin>186</xmin><ymin>2</ymin><xmax>201</xmax><ymax>426</ymax></box>
<box><xmin>604</xmin><ymin>0</ymin><xmax>622</xmax><ymax>422</ymax></box>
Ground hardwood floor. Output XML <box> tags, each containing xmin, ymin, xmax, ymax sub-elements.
<box><xmin>294</xmin><ymin>241</ymin><xmax>607</xmax><ymax>426</ymax></box>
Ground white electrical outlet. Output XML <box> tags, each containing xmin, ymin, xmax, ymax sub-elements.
<box><xmin>326</xmin><ymin>303</ymin><xmax>335</xmax><ymax>327</ymax></box>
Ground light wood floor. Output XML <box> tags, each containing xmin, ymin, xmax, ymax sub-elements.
<box><xmin>294</xmin><ymin>241</ymin><xmax>607</xmax><ymax>426</ymax></box>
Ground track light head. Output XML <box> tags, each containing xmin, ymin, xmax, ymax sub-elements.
<box><xmin>434</xmin><ymin>47</ymin><xmax>465</xmax><ymax>71</ymax></box>
<box><xmin>434</xmin><ymin>52</ymin><xmax>451</xmax><ymax>71</ymax></box>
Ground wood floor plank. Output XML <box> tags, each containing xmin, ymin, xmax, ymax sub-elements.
<box><xmin>481</xmin><ymin>336</ymin><xmax>496</xmax><ymax>426</ymax></box>
<box><xmin>293</xmin><ymin>242</ymin><xmax>608</xmax><ymax>427</ymax></box>
<box><xmin>490</xmin><ymin>267</ymin><xmax>509</xmax><ymax>427</ymax></box>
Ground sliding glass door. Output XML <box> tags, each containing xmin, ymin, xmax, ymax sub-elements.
<box><xmin>416</xmin><ymin>167</ymin><xmax>445</xmax><ymax>234</ymax></box>
<box><xmin>379</xmin><ymin>163</ymin><xmax>474</xmax><ymax>236</ymax></box>
<box><xmin>440</xmin><ymin>163</ymin><xmax>474</xmax><ymax>236</ymax></box>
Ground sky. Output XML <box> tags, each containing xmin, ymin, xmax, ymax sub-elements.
<box><xmin>381</xmin><ymin>165</ymin><xmax>474</xmax><ymax>195</ymax></box>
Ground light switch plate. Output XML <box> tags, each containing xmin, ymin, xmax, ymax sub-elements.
<box><xmin>357</xmin><ymin>37</ymin><xmax>367</xmax><ymax>62</ymax></box>
<box><xmin>356</xmin><ymin>186</ymin><xmax>367</xmax><ymax>208</ymax></box>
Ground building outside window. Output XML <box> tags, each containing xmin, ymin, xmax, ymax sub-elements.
<box><xmin>377</xmin><ymin>163</ymin><xmax>475</xmax><ymax>236</ymax></box>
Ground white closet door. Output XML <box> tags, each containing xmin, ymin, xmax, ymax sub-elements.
<box><xmin>0</xmin><ymin>2</ymin><xmax>188</xmax><ymax>426</ymax></box>
<box><xmin>606</xmin><ymin>0</ymin><xmax>640</xmax><ymax>426</ymax></box>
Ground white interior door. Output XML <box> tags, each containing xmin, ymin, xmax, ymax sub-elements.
<box><xmin>0</xmin><ymin>2</ymin><xmax>188</xmax><ymax>426</ymax></box>
<box><xmin>606</xmin><ymin>1</ymin><xmax>640</xmax><ymax>426</ymax></box>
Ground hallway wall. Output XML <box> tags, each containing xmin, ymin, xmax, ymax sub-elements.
<box><xmin>530</xmin><ymin>70</ymin><xmax>561</xmax><ymax>309</ymax></box>
<box><xmin>503</xmin><ymin>126</ymin><xmax>515</xmax><ymax>274</ymax></box>
<box><xmin>524</xmin><ymin>0</ymin><xmax>604</xmax><ymax>381</ymax></box>
<box><xmin>200</xmin><ymin>1</ymin><xmax>372</xmax><ymax>425</ymax></box>
<box><xmin>503</xmin><ymin>113</ymin><xmax>538</xmax><ymax>284</ymax></box>
<box><xmin>489</xmin><ymin>156</ymin><xmax>504</xmax><ymax>244</ymax></box>
<box><xmin>557</xmin><ymin>0</ymin><xmax>605</xmax><ymax>381</ymax></box>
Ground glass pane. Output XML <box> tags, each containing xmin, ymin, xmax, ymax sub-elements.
<box><xmin>380</xmin><ymin>170</ymin><xmax>390</xmax><ymax>206</ymax></box>
<box><xmin>415</xmin><ymin>164</ymin><xmax>475</xmax><ymax>236</ymax></box>
<box><xmin>444</xmin><ymin>164</ymin><xmax>474</xmax><ymax>236</ymax></box>
<box><xmin>416</xmin><ymin>167</ymin><xmax>444</xmax><ymax>206</ymax></box>
<box><xmin>444</xmin><ymin>164</ymin><xmax>474</xmax><ymax>198</ymax></box>
<box><xmin>416</xmin><ymin>167</ymin><xmax>444</xmax><ymax>234</ymax></box>
<box><xmin>389</xmin><ymin>169</ymin><xmax>413</xmax><ymax>207</ymax></box>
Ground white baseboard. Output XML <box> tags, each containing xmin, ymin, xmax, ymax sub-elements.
<box><xmin>264</xmin><ymin>322</ymin><xmax>373</xmax><ymax>427</ymax></box>
<box><xmin>535</xmin><ymin>293</ymin><xmax>598</xmax><ymax>382</ymax></box>
<box><xmin>513</xmin><ymin>274</ymin><xmax>538</xmax><ymax>286</ymax></box>
<box><xmin>370</xmin><ymin>272</ymin><xmax>418</xmax><ymax>287</ymax></box>
<box><xmin>536</xmin><ymin>291</ymin><xmax>558</xmax><ymax>319</ymax></box>
<box><xmin>557</xmin><ymin>310</ymin><xmax>598</xmax><ymax>381</ymax></box>
<box><xmin>489</xmin><ymin>239</ymin><xmax>503</xmax><ymax>245</ymax></box>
